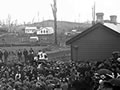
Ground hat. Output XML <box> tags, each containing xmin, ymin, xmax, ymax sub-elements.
<box><xmin>112</xmin><ymin>51</ymin><xmax>120</xmax><ymax>55</ymax></box>
<box><xmin>99</xmin><ymin>79</ymin><xmax>103</xmax><ymax>84</ymax></box>
<box><xmin>117</xmin><ymin>58</ymin><xmax>120</xmax><ymax>62</ymax></box>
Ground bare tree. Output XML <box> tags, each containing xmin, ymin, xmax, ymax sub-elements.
<box><xmin>37</xmin><ymin>12</ymin><xmax>40</xmax><ymax>22</ymax></box>
<box><xmin>2</xmin><ymin>20</ymin><xmax>5</xmax><ymax>26</ymax></box>
<box><xmin>0</xmin><ymin>20</ymin><xmax>2</xmax><ymax>25</ymax></box>
<box><xmin>51</xmin><ymin>0</ymin><xmax>57</xmax><ymax>45</ymax></box>
<box><xmin>32</xmin><ymin>17</ymin><xmax>35</xmax><ymax>24</ymax></box>
<box><xmin>14</xmin><ymin>19</ymin><xmax>18</xmax><ymax>26</ymax></box>
<box><xmin>6</xmin><ymin>14</ymin><xmax>12</xmax><ymax>32</ymax></box>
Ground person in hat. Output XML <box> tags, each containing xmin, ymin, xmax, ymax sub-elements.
<box><xmin>54</xmin><ymin>83</ymin><xmax>62</xmax><ymax>90</ymax></box>
<box><xmin>28</xmin><ymin>48</ymin><xmax>34</xmax><ymax>65</ymax></box>
<box><xmin>111</xmin><ymin>51</ymin><xmax>120</xmax><ymax>63</ymax></box>
<box><xmin>0</xmin><ymin>49</ymin><xmax>3</xmax><ymax>63</ymax></box>
<box><xmin>29</xmin><ymin>48</ymin><xmax>34</xmax><ymax>55</ymax></box>
<box><xmin>17</xmin><ymin>49</ymin><xmax>22</xmax><ymax>61</ymax></box>
<box><xmin>97</xmin><ymin>81</ymin><xmax>113</xmax><ymax>90</ymax></box>
<box><xmin>37</xmin><ymin>50</ymin><xmax>43</xmax><ymax>61</ymax></box>
<box><xmin>61</xmin><ymin>79</ymin><xmax>68</xmax><ymax>90</ymax></box>
<box><xmin>42</xmin><ymin>50</ymin><xmax>48</xmax><ymax>61</ymax></box>
<box><xmin>23</xmin><ymin>49</ymin><xmax>28</xmax><ymax>64</ymax></box>
<box><xmin>3</xmin><ymin>49</ymin><xmax>8</xmax><ymax>64</ymax></box>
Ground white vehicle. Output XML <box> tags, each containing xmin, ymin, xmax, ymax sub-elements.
<box><xmin>30</xmin><ymin>36</ymin><xmax>39</xmax><ymax>42</ymax></box>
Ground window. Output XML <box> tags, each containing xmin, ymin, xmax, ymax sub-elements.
<box><xmin>46</xmin><ymin>30</ymin><xmax>48</xmax><ymax>33</ymax></box>
<box><xmin>44</xmin><ymin>30</ymin><xmax>46</xmax><ymax>33</ymax></box>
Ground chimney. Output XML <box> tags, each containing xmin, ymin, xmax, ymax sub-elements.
<box><xmin>96</xmin><ymin>12</ymin><xmax>104</xmax><ymax>24</ymax></box>
<box><xmin>110</xmin><ymin>15</ymin><xmax>117</xmax><ymax>24</ymax></box>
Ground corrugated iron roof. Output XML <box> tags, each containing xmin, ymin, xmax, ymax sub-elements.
<box><xmin>104</xmin><ymin>23</ymin><xmax>120</xmax><ymax>33</ymax></box>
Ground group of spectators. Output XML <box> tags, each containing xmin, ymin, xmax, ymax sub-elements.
<box><xmin>0</xmin><ymin>48</ymin><xmax>48</xmax><ymax>65</ymax></box>
<box><xmin>0</xmin><ymin>48</ymin><xmax>120</xmax><ymax>90</ymax></box>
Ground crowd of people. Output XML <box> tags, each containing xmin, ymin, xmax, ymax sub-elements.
<box><xmin>0</xmin><ymin>48</ymin><xmax>120</xmax><ymax>90</ymax></box>
<box><xmin>0</xmin><ymin>48</ymin><xmax>48</xmax><ymax>64</ymax></box>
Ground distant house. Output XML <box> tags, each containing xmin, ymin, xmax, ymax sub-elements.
<box><xmin>25</xmin><ymin>27</ymin><xmax>37</xmax><ymax>34</ymax></box>
<box><xmin>36</xmin><ymin>27</ymin><xmax>54</xmax><ymax>35</ymax></box>
<box><xmin>66</xmin><ymin>23</ymin><xmax>120</xmax><ymax>61</ymax></box>
<box><xmin>24</xmin><ymin>26</ymin><xmax>54</xmax><ymax>43</ymax></box>
<box><xmin>65</xmin><ymin>29</ymin><xmax>82</xmax><ymax>36</ymax></box>
<box><xmin>66</xmin><ymin>13</ymin><xmax>120</xmax><ymax>61</ymax></box>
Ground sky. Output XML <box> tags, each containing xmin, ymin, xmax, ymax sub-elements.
<box><xmin>0</xmin><ymin>0</ymin><xmax>119</xmax><ymax>24</ymax></box>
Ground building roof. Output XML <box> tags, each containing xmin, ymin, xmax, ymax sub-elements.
<box><xmin>104</xmin><ymin>23</ymin><xmax>120</xmax><ymax>33</ymax></box>
<box><xmin>36</xmin><ymin>27</ymin><xmax>54</xmax><ymax>35</ymax></box>
<box><xmin>25</xmin><ymin>27</ymin><xmax>37</xmax><ymax>30</ymax></box>
<box><xmin>66</xmin><ymin>23</ymin><xmax>120</xmax><ymax>45</ymax></box>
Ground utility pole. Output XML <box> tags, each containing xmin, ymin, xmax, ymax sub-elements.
<box><xmin>92</xmin><ymin>2</ymin><xmax>96</xmax><ymax>25</ymax></box>
<box><xmin>37</xmin><ymin>12</ymin><xmax>40</xmax><ymax>22</ymax></box>
<box><xmin>51</xmin><ymin>0</ymin><xmax>57</xmax><ymax>45</ymax></box>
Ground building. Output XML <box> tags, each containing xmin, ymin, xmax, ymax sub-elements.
<box><xmin>25</xmin><ymin>27</ymin><xmax>37</xmax><ymax>34</ymax></box>
<box><xmin>36</xmin><ymin>27</ymin><xmax>54</xmax><ymax>44</ymax></box>
<box><xmin>25</xmin><ymin>26</ymin><xmax>54</xmax><ymax>35</ymax></box>
<box><xmin>24</xmin><ymin>26</ymin><xmax>54</xmax><ymax>44</ymax></box>
<box><xmin>66</xmin><ymin>13</ymin><xmax>120</xmax><ymax>61</ymax></box>
<box><xmin>36</xmin><ymin>27</ymin><xmax>54</xmax><ymax>35</ymax></box>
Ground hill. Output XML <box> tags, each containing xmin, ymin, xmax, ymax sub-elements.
<box><xmin>27</xmin><ymin>20</ymin><xmax>92</xmax><ymax>33</ymax></box>
<box><xmin>0</xmin><ymin>20</ymin><xmax>92</xmax><ymax>45</ymax></box>
<box><xmin>0</xmin><ymin>20</ymin><xmax>92</xmax><ymax>34</ymax></box>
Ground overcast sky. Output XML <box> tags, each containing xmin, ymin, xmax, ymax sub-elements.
<box><xmin>0</xmin><ymin>0</ymin><xmax>119</xmax><ymax>24</ymax></box>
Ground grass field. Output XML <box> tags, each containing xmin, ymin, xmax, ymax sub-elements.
<box><xmin>0</xmin><ymin>46</ymin><xmax>46</xmax><ymax>52</ymax></box>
